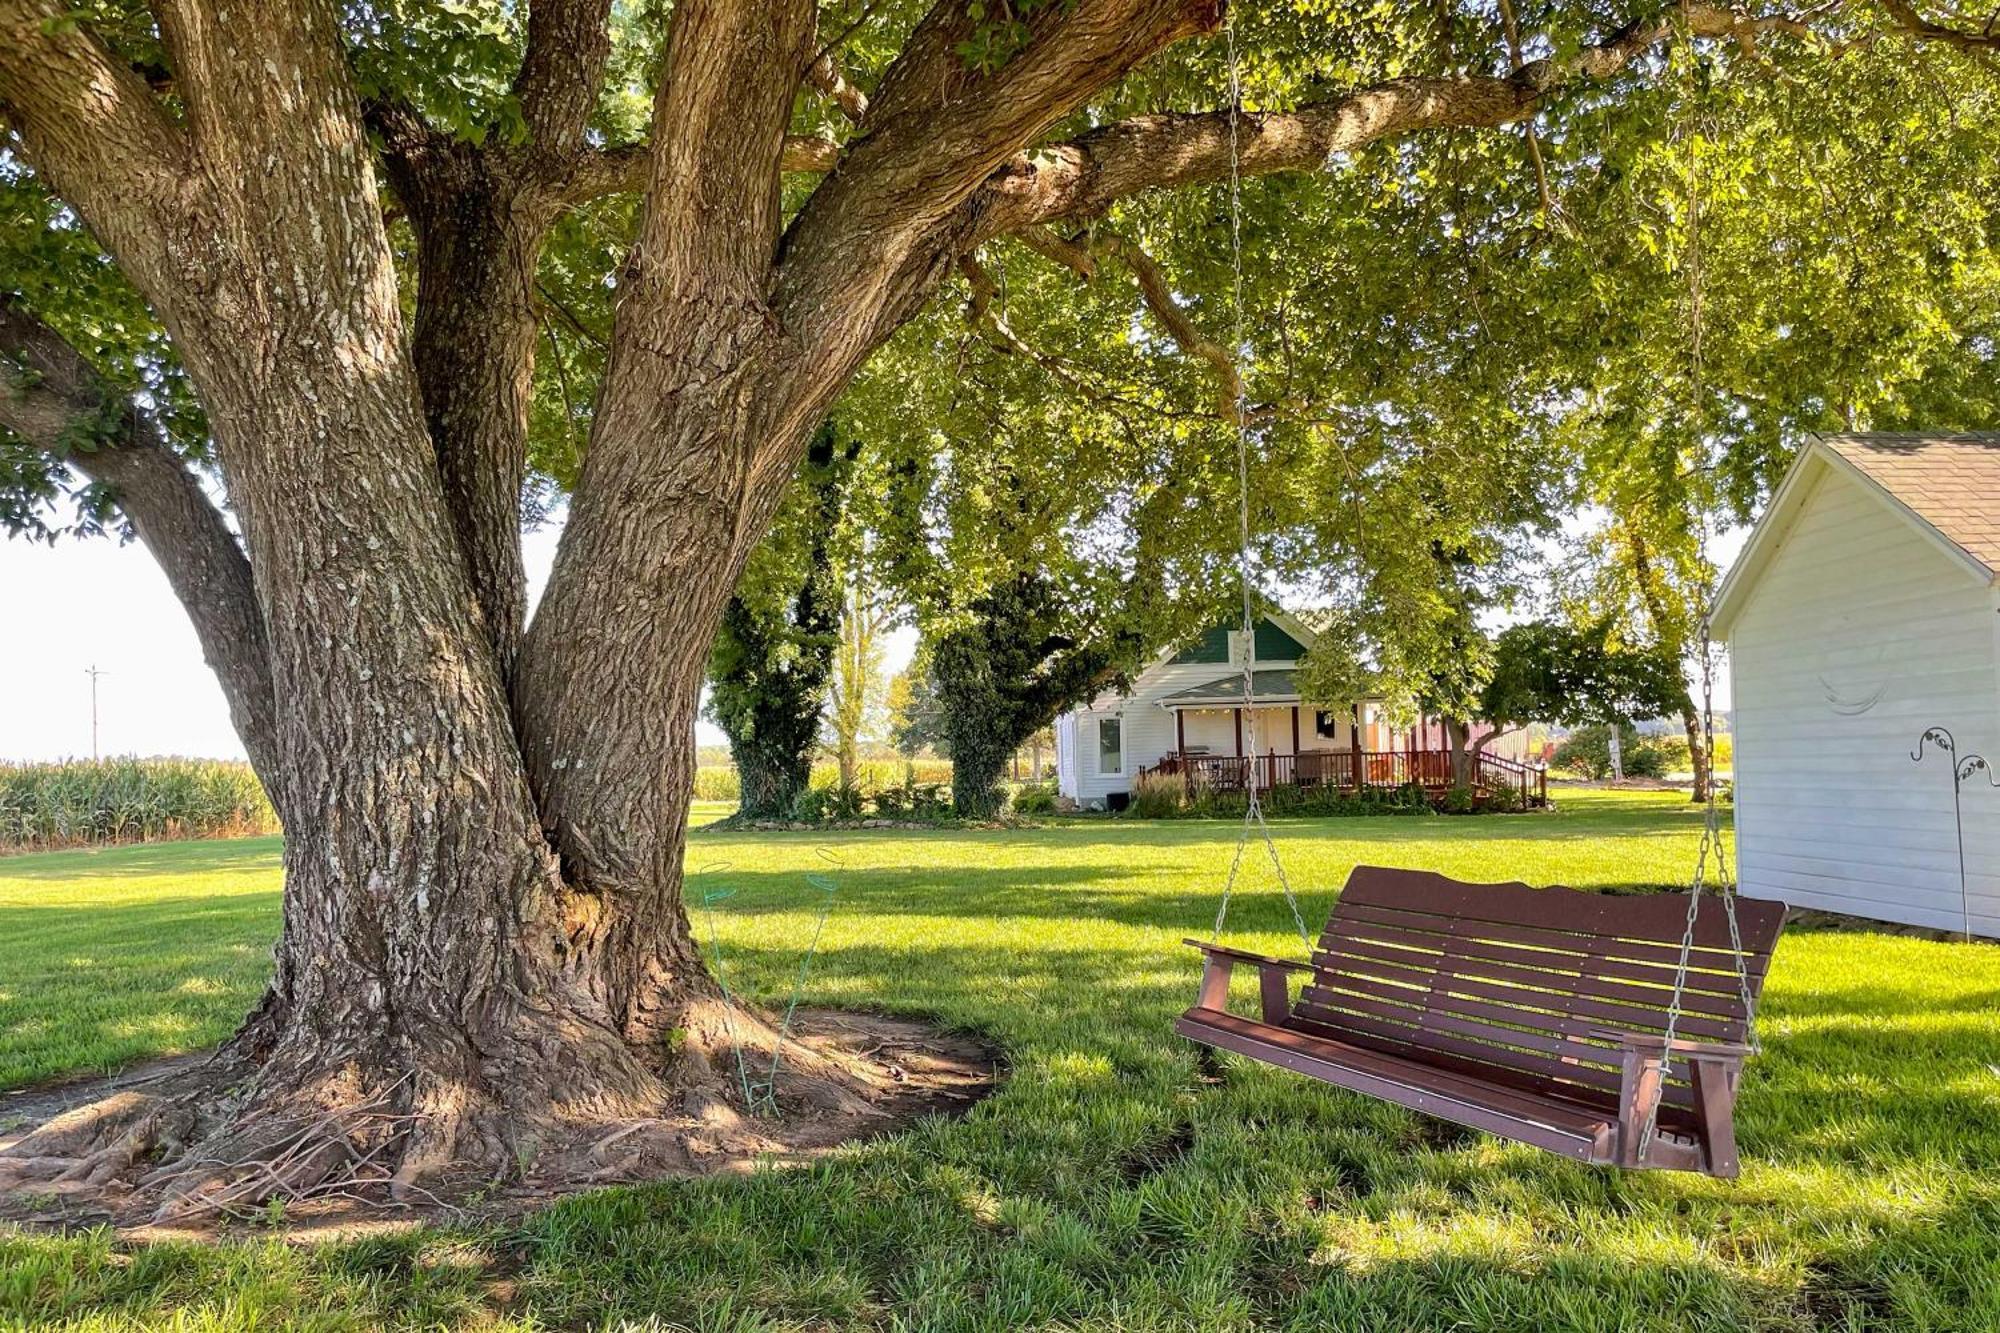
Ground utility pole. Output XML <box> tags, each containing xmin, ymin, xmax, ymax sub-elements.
<box><xmin>84</xmin><ymin>663</ymin><xmax>105</xmax><ymax>760</ymax></box>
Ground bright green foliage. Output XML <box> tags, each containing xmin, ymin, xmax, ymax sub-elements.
<box><xmin>1555</xmin><ymin>722</ymin><xmax>1674</xmax><ymax>780</ymax></box>
<box><xmin>10</xmin><ymin>5</ymin><xmax>1999</xmax><ymax>697</ymax></box>
<box><xmin>1481</xmin><ymin>618</ymin><xmax>1689</xmax><ymax>733</ymax></box>
<box><xmin>0</xmin><ymin>758</ymin><xmax>275</xmax><ymax>851</ymax></box>
<box><xmin>9</xmin><ymin>791</ymin><xmax>2000</xmax><ymax>1329</ymax></box>
<box><xmin>707</xmin><ymin>424</ymin><xmax>860</xmax><ymax>818</ymax></box>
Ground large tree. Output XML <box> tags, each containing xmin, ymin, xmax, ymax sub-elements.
<box><xmin>2</xmin><ymin>0</ymin><xmax>1991</xmax><ymax>1211</ymax></box>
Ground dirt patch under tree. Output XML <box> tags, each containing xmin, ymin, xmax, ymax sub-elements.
<box><xmin>0</xmin><ymin>1009</ymin><xmax>998</xmax><ymax>1243</ymax></box>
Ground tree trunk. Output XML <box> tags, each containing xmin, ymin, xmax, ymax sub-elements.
<box><xmin>1608</xmin><ymin>722</ymin><xmax>1625</xmax><ymax>782</ymax></box>
<box><xmin>1621</xmin><ymin>526</ymin><xmax>1711</xmax><ymax>802</ymax></box>
<box><xmin>1682</xmin><ymin>704</ymin><xmax>1712</xmax><ymax>801</ymax></box>
<box><xmin>1445</xmin><ymin>717</ymin><xmax>1473</xmax><ymax>787</ymax></box>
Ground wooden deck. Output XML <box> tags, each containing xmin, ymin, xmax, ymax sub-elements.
<box><xmin>1137</xmin><ymin>748</ymin><xmax>1548</xmax><ymax>806</ymax></box>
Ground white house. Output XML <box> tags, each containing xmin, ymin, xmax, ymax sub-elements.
<box><xmin>1714</xmin><ymin>433</ymin><xmax>2000</xmax><ymax>937</ymax></box>
<box><xmin>1053</xmin><ymin>611</ymin><xmax>1537</xmax><ymax>809</ymax></box>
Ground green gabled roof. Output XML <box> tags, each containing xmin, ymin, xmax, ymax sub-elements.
<box><xmin>1169</xmin><ymin>616</ymin><xmax>1312</xmax><ymax>665</ymax></box>
<box><xmin>1158</xmin><ymin>669</ymin><xmax>1301</xmax><ymax>706</ymax></box>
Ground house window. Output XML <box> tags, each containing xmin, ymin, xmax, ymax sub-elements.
<box><xmin>1315</xmin><ymin>710</ymin><xmax>1342</xmax><ymax>739</ymax></box>
<box><xmin>1097</xmin><ymin>716</ymin><xmax>1123</xmax><ymax>774</ymax></box>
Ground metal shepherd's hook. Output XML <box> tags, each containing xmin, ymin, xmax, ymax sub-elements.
<box><xmin>1910</xmin><ymin>726</ymin><xmax>1999</xmax><ymax>942</ymax></box>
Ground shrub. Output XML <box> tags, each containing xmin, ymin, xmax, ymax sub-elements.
<box><xmin>0</xmin><ymin>758</ymin><xmax>277</xmax><ymax>851</ymax></box>
<box><xmin>1011</xmin><ymin>784</ymin><xmax>1057</xmax><ymax>815</ymax></box>
<box><xmin>1130</xmin><ymin>771</ymin><xmax>1187</xmax><ymax>818</ymax></box>
<box><xmin>869</xmin><ymin>779</ymin><xmax>952</xmax><ymax>821</ymax></box>
<box><xmin>788</xmin><ymin>784</ymin><xmax>865</xmax><ymax>823</ymax></box>
<box><xmin>1553</xmin><ymin>724</ymin><xmax>1671</xmax><ymax>780</ymax></box>
<box><xmin>1440</xmin><ymin>785</ymin><xmax>1479</xmax><ymax>815</ymax></box>
<box><xmin>1623</xmin><ymin>745</ymin><xmax>1669</xmax><ymax>779</ymax></box>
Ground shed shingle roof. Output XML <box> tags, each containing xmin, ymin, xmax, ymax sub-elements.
<box><xmin>1820</xmin><ymin>434</ymin><xmax>2000</xmax><ymax>577</ymax></box>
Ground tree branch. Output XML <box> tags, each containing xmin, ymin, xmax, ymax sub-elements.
<box><xmin>553</xmin><ymin>134</ymin><xmax>843</xmax><ymax>204</ymax></box>
<box><xmin>511</xmin><ymin>0</ymin><xmax>616</xmax><ymax>162</ymax></box>
<box><xmin>1094</xmin><ymin>232</ymin><xmax>1247</xmax><ymax>424</ymax></box>
<box><xmin>1878</xmin><ymin>0</ymin><xmax>2000</xmax><ymax>50</ymax></box>
<box><xmin>968</xmin><ymin>3</ymin><xmax>1814</xmax><ymax>237</ymax></box>
<box><xmin>0</xmin><ymin>298</ymin><xmax>280</xmax><ymax>778</ymax></box>
<box><xmin>808</xmin><ymin>49</ymin><xmax>870</xmax><ymax>123</ymax></box>
<box><xmin>0</xmin><ymin>1</ymin><xmax>191</xmax><ymax>287</ymax></box>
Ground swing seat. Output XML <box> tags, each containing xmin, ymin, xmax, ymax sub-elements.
<box><xmin>1178</xmin><ymin>867</ymin><xmax>1787</xmax><ymax>1178</ymax></box>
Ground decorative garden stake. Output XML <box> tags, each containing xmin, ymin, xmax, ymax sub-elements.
<box><xmin>1910</xmin><ymin>726</ymin><xmax>1999</xmax><ymax>941</ymax></box>
<box><xmin>697</xmin><ymin>855</ymin><xmax>844</xmax><ymax>1115</ymax></box>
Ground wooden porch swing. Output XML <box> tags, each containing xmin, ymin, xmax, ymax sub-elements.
<box><xmin>1178</xmin><ymin>14</ymin><xmax>1784</xmax><ymax>1180</ymax></box>
<box><xmin>1179</xmin><ymin>868</ymin><xmax>1785</xmax><ymax>1177</ymax></box>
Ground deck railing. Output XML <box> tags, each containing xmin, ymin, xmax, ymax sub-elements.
<box><xmin>1139</xmin><ymin>748</ymin><xmax>1547</xmax><ymax>806</ymax></box>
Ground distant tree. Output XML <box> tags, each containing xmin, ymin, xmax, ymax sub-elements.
<box><xmin>886</xmin><ymin>656</ymin><xmax>947</xmax><ymax>759</ymax></box>
<box><xmin>705</xmin><ymin>424</ymin><xmax>857</xmax><ymax>818</ymax></box>
<box><xmin>928</xmin><ymin>573</ymin><xmax>1143</xmax><ymax>818</ymax></box>
<box><xmin>1479</xmin><ymin>618</ymin><xmax>1689</xmax><ymax>776</ymax></box>
<box><xmin>824</xmin><ymin>563</ymin><xmax>889</xmax><ymax>792</ymax></box>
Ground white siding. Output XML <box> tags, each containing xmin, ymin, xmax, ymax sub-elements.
<box><xmin>1054</xmin><ymin>713</ymin><xmax>1079</xmax><ymax>800</ymax></box>
<box><xmin>1731</xmin><ymin>466</ymin><xmax>2000</xmax><ymax>935</ymax></box>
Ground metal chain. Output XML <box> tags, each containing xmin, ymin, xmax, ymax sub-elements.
<box><xmin>1639</xmin><ymin>24</ymin><xmax>1757</xmax><ymax>1160</ymax></box>
<box><xmin>1209</xmin><ymin>13</ymin><xmax>1313</xmax><ymax>957</ymax></box>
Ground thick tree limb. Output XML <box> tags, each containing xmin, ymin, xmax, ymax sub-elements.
<box><xmin>553</xmin><ymin>134</ymin><xmax>843</xmax><ymax>204</ymax></box>
<box><xmin>0</xmin><ymin>298</ymin><xmax>279</xmax><ymax>778</ymax></box>
<box><xmin>967</xmin><ymin>3</ymin><xmax>1812</xmax><ymax>238</ymax></box>
<box><xmin>511</xmin><ymin>0</ymin><xmax>616</xmax><ymax>162</ymax></box>
<box><xmin>0</xmin><ymin>1</ymin><xmax>191</xmax><ymax>290</ymax></box>
<box><xmin>776</xmin><ymin>0</ymin><xmax>1226</xmax><ymax>347</ymax></box>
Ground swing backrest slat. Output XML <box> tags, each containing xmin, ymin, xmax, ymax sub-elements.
<box><xmin>1291</xmin><ymin>868</ymin><xmax>1787</xmax><ymax>1114</ymax></box>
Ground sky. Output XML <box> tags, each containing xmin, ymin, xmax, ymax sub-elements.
<box><xmin>0</xmin><ymin>508</ymin><xmax>1736</xmax><ymax>764</ymax></box>
<box><xmin>0</xmin><ymin>513</ymin><xmax>916</xmax><ymax>762</ymax></box>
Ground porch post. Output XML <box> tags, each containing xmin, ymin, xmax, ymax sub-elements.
<box><xmin>1234</xmin><ymin>706</ymin><xmax>1243</xmax><ymax>757</ymax></box>
<box><xmin>1175</xmin><ymin>708</ymin><xmax>1186</xmax><ymax>756</ymax></box>
<box><xmin>1350</xmin><ymin>704</ymin><xmax>1364</xmax><ymax>792</ymax></box>
<box><xmin>1291</xmin><ymin>706</ymin><xmax>1301</xmax><ymax>754</ymax></box>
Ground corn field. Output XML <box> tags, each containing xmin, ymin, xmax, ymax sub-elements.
<box><xmin>0</xmin><ymin>758</ymin><xmax>278</xmax><ymax>852</ymax></box>
<box><xmin>692</xmin><ymin>759</ymin><xmax>955</xmax><ymax>803</ymax></box>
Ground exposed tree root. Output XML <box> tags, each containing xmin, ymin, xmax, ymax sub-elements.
<box><xmin>0</xmin><ymin>1009</ymin><xmax>995</xmax><ymax>1235</ymax></box>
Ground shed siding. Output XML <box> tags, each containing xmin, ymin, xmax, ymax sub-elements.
<box><xmin>1732</xmin><ymin>466</ymin><xmax>2000</xmax><ymax>935</ymax></box>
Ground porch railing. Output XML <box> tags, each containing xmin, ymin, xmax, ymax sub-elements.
<box><xmin>1137</xmin><ymin>748</ymin><xmax>1547</xmax><ymax>806</ymax></box>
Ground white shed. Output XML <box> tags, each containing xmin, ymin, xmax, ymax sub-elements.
<box><xmin>1713</xmin><ymin>433</ymin><xmax>2000</xmax><ymax>937</ymax></box>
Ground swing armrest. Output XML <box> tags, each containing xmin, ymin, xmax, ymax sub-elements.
<box><xmin>1593</xmin><ymin>1030</ymin><xmax>1753</xmax><ymax>1060</ymax></box>
<box><xmin>1183</xmin><ymin>941</ymin><xmax>1309</xmax><ymax>1024</ymax></box>
<box><xmin>1181</xmin><ymin>940</ymin><xmax>1312</xmax><ymax>972</ymax></box>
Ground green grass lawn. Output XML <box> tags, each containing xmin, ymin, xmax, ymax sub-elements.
<box><xmin>4</xmin><ymin>789</ymin><xmax>1999</xmax><ymax>1330</ymax></box>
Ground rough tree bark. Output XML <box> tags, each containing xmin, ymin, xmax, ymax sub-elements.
<box><xmin>0</xmin><ymin>0</ymin><xmax>1785</xmax><ymax>1212</ymax></box>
